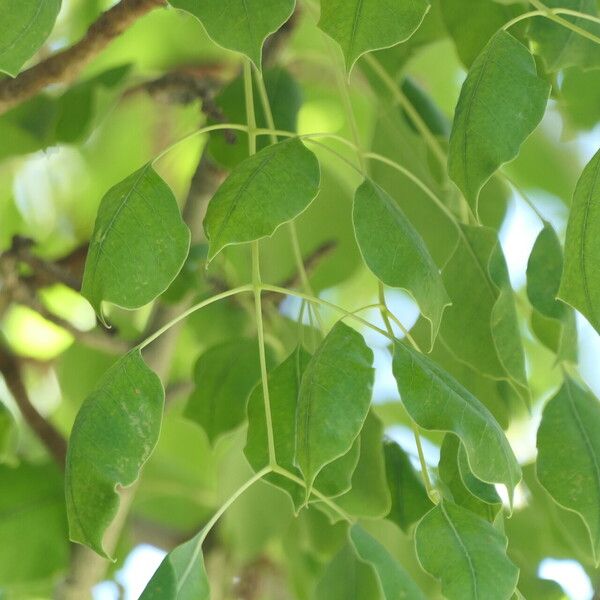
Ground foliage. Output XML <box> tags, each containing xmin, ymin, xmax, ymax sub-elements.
<box><xmin>1</xmin><ymin>1</ymin><xmax>600</xmax><ymax>599</ymax></box>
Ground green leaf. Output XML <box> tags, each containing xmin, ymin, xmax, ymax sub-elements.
<box><xmin>0</xmin><ymin>401</ymin><xmax>16</xmax><ymax>465</ymax></box>
<box><xmin>448</xmin><ymin>31</ymin><xmax>549</xmax><ymax>213</ymax></box>
<box><xmin>169</xmin><ymin>0</ymin><xmax>294</xmax><ymax>68</ymax></box>
<box><xmin>65</xmin><ymin>350</ymin><xmax>164</xmax><ymax>557</ymax></box>
<box><xmin>246</xmin><ymin>347</ymin><xmax>361</xmax><ymax>508</ymax></box>
<box><xmin>415</xmin><ymin>502</ymin><xmax>519</xmax><ymax>600</ymax></box>
<box><xmin>349</xmin><ymin>524</ymin><xmax>427</xmax><ymax>600</ymax></box>
<box><xmin>335</xmin><ymin>411</ymin><xmax>391</xmax><ymax>518</ymax></box>
<box><xmin>314</xmin><ymin>544</ymin><xmax>383</xmax><ymax>600</ymax></box>
<box><xmin>0</xmin><ymin>0</ymin><xmax>61</xmax><ymax>77</ymax></box>
<box><xmin>0</xmin><ymin>462</ymin><xmax>68</xmax><ymax>586</ymax></box>
<box><xmin>438</xmin><ymin>434</ymin><xmax>502</xmax><ymax>522</ymax></box>
<box><xmin>440</xmin><ymin>0</ymin><xmax>523</xmax><ymax>68</ymax></box>
<box><xmin>81</xmin><ymin>164</ymin><xmax>190</xmax><ymax>319</ymax></box>
<box><xmin>139</xmin><ymin>530</ymin><xmax>209</xmax><ymax>600</ymax></box>
<box><xmin>353</xmin><ymin>179</ymin><xmax>450</xmax><ymax>349</ymax></box>
<box><xmin>559</xmin><ymin>148</ymin><xmax>600</xmax><ymax>335</ymax></box>
<box><xmin>392</xmin><ymin>342</ymin><xmax>521</xmax><ymax>496</ymax></box>
<box><xmin>203</xmin><ymin>138</ymin><xmax>320</xmax><ymax>261</ymax></box>
<box><xmin>527</xmin><ymin>0</ymin><xmax>600</xmax><ymax>72</ymax></box>
<box><xmin>560</xmin><ymin>67</ymin><xmax>600</xmax><ymax>132</ymax></box>
<box><xmin>296</xmin><ymin>322</ymin><xmax>374</xmax><ymax>495</ymax></box>
<box><xmin>527</xmin><ymin>223</ymin><xmax>565</xmax><ymax>320</ymax></box>
<box><xmin>383</xmin><ymin>440</ymin><xmax>433</xmax><ymax>532</ymax></box>
<box><xmin>439</xmin><ymin>224</ymin><xmax>528</xmax><ymax>402</ymax></box>
<box><xmin>318</xmin><ymin>0</ymin><xmax>430</xmax><ymax>73</ymax></box>
<box><xmin>185</xmin><ymin>339</ymin><xmax>273</xmax><ymax>444</ymax></box>
<box><xmin>536</xmin><ymin>376</ymin><xmax>600</xmax><ymax>563</ymax></box>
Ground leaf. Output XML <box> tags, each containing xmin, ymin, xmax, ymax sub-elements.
<box><xmin>203</xmin><ymin>138</ymin><xmax>320</xmax><ymax>261</ymax></box>
<box><xmin>560</xmin><ymin>67</ymin><xmax>600</xmax><ymax>132</ymax></box>
<box><xmin>65</xmin><ymin>350</ymin><xmax>164</xmax><ymax>557</ymax></box>
<box><xmin>209</xmin><ymin>67</ymin><xmax>303</xmax><ymax>169</ymax></box>
<box><xmin>139</xmin><ymin>530</ymin><xmax>209</xmax><ymax>600</ymax></box>
<box><xmin>350</xmin><ymin>524</ymin><xmax>427</xmax><ymax>600</ymax></box>
<box><xmin>185</xmin><ymin>339</ymin><xmax>273</xmax><ymax>444</ymax></box>
<box><xmin>559</xmin><ymin>148</ymin><xmax>600</xmax><ymax>335</ymax></box>
<box><xmin>392</xmin><ymin>342</ymin><xmax>521</xmax><ymax>497</ymax></box>
<box><xmin>439</xmin><ymin>224</ymin><xmax>528</xmax><ymax>402</ymax></box>
<box><xmin>334</xmin><ymin>412</ymin><xmax>391</xmax><ymax>518</ymax></box>
<box><xmin>314</xmin><ymin>544</ymin><xmax>383</xmax><ymax>600</ymax></box>
<box><xmin>296</xmin><ymin>322</ymin><xmax>374</xmax><ymax>495</ymax></box>
<box><xmin>246</xmin><ymin>347</ymin><xmax>361</xmax><ymax>508</ymax></box>
<box><xmin>536</xmin><ymin>377</ymin><xmax>600</xmax><ymax>563</ymax></box>
<box><xmin>0</xmin><ymin>0</ymin><xmax>61</xmax><ymax>77</ymax></box>
<box><xmin>81</xmin><ymin>164</ymin><xmax>191</xmax><ymax>319</ymax></box>
<box><xmin>438</xmin><ymin>434</ymin><xmax>502</xmax><ymax>522</ymax></box>
<box><xmin>0</xmin><ymin>401</ymin><xmax>16</xmax><ymax>465</ymax></box>
<box><xmin>318</xmin><ymin>0</ymin><xmax>430</xmax><ymax>73</ymax></box>
<box><xmin>169</xmin><ymin>0</ymin><xmax>294</xmax><ymax>68</ymax></box>
<box><xmin>527</xmin><ymin>0</ymin><xmax>600</xmax><ymax>72</ymax></box>
<box><xmin>527</xmin><ymin>223</ymin><xmax>565</xmax><ymax>320</ymax></box>
<box><xmin>0</xmin><ymin>462</ymin><xmax>68</xmax><ymax>586</ymax></box>
<box><xmin>440</xmin><ymin>0</ymin><xmax>523</xmax><ymax>67</ymax></box>
<box><xmin>383</xmin><ymin>440</ymin><xmax>433</xmax><ymax>532</ymax></box>
<box><xmin>415</xmin><ymin>502</ymin><xmax>519</xmax><ymax>600</ymax></box>
<box><xmin>448</xmin><ymin>31</ymin><xmax>549</xmax><ymax>213</ymax></box>
<box><xmin>352</xmin><ymin>179</ymin><xmax>450</xmax><ymax>349</ymax></box>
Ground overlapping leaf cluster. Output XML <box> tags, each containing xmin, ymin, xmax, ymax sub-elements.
<box><xmin>2</xmin><ymin>0</ymin><xmax>600</xmax><ymax>599</ymax></box>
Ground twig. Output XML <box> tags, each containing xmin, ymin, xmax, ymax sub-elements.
<box><xmin>0</xmin><ymin>347</ymin><xmax>67</xmax><ymax>468</ymax></box>
<box><xmin>0</xmin><ymin>0</ymin><xmax>166</xmax><ymax>115</ymax></box>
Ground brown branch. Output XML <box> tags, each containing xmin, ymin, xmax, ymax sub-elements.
<box><xmin>0</xmin><ymin>0</ymin><xmax>166</xmax><ymax>115</ymax></box>
<box><xmin>0</xmin><ymin>348</ymin><xmax>67</xmax><ymax>468</ymax></box>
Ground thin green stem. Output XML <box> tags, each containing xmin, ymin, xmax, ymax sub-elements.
<box><xmin>138</xmin><ymin>285</ymin><xmax>253</xmax><ymax>350</ymax></box>
<box><xmin>503</xmin><ymin>7</ymin><xmax>600</xmax><ymax>30</ymax></box>
<box><xmin>261</xmin><ymin>283</ymin><xmax>392</xmax><ymax>339</ymax></box>
<box><xmin>503</xmin><ymin>9</ymin><xmax>545</xmax><ymax>29</ymax></box>
<box><xmin>500</xmin><ymin>173</ymin><xmax>547</xmax><ymax>225</ymax></box>
<box><xmin>528</xmin><ymin>0</ymin><xmax>600</xmax><ymax>45</ymax></box>
<box><xmin>272</xmin><ymin>465</ymin><xmax>355</xmax><ymax>522</ymax></box>
<box><xmin>245</xmin><ymin>60</ymin><xmax>276</xmax><ymax>465</ymax></box>
<box><xmin>378</xmin><ymin>281</ymin><xmax>396</xmax><ymax>340</ymax></box>
<box><xmin>152</xmin><ymin>123</ymin><xmax>249</xmax><ymax>164</ymax></box>
<box><xmin>413</xmin><ymin>427</ymin><xmax>437</xmax><ymax>502</ymax></box>
<box><xmin>363</xmin><ymin>54</ymin><xmax>447</xmax><ymax>169</ymax></box>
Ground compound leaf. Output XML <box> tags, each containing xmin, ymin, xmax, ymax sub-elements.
<box><xmin>448</xmin><ymin>30</ymin><xmax>549</xmax><ymax>213</ymax></box>
<box><xmin>536</xmin><ymin>377</ymin><xmax>600</xmax><ymax>563</ymax></box>
<box><xmin>353</xmin><ymin>179</ymin><xmax>450</xmax><ymax>349</ymax></box>
<box><xmin>65</xmin><ymin>350</ymin><xmax>164</xmax><ymax>557</ymax></box>
<box><xmin>204</xmin><ymin>138</ymin><xmax>320</xmax><ymax>261</ymax></box>
<box><xmin>81</xmin><ymin>164</ymin><xmax>190</xmax><ymax>319</ymax></box>
<box><xmin>415</xmin><ymin>502</ymin><xmax>519</xmax><ymax>600</ymax></box>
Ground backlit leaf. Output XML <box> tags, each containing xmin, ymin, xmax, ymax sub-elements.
<box><xmin>392</xmin><ymin>342</ymin><xmax>521</xmax><ymax>496</ymax></box>
<box><xmin>383</xmin><ymin>440</ymin><xmax>433</xmax><ymax>532</ymax></box>
<box><xmin>0</xmin><ymin>0</ymin><xmax>61</xmax><ymax>77</ymax></box>
<box><xmin>185</xmin><ymin>339</ymin><xmax>273</xmax><ymax>444</ymax></box>
<box><xmin>536</xmin><ymin>376</ymin><xmax>600</xmax><ymax>563</ymax></box>
<box><xmin>415</xmin><ymin>502</ymin><xmax>519</xmax><ymax>600</ymax></box>
<box><xmin>318</xmin><ymin>0</ymin><xmax>430</xmax><ymax>72</ymax></box>
<box><xmin>169</xmin><ymin>0</ymin><xmax>295</xmax><ymax>68</ymax></box>
<box><xmin>350</xmin><ymin>524</ymin><xmax>427</xmax><ymax>600</ymax></box>
<box><xmin>65</xmin><ymin>350</ymin><xmax>164</xmax><ymax>557</ymax></box>
<box><xmin>81</xmin><ymin>164</ymin><xmax>190</xmax><ymax>319</ymax></box>
<box><xmin>353</xmin><ymin>179</ymin><xmax>450</xmax><ymax>349</ymax></box>
<box><xmin>448</xmin><ymin>31</ymin><xmax>549</xmax><ymax>213</ymax></box>
<box><xmin>559</xmin><ymin>148</ymin><xmax>600</xmax><ymax>335</ymax></box>
<box><xmin>527</xmin><ymin>0</ymin><xmax>600</xmax><ymax>71</ymax></box>
<box><xmin>203</xmin><ymin>138</ymin><xmax>320</xmax><ymax>261</ymax></box>
<box><xmin>140</xmin><ymin>530</ymin><xmax>209</xmax><ymax>600</ymax></box>
<box><xmin>296</xmin><ymin>322</ymin><xmax>374</xmax><ymax>495</ymax></box>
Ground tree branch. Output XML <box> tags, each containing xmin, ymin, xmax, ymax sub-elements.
<box><xmin>0</xmin><ymin>0</ymin><xmax>166</xmax><ymax>115</ymax></box>
<box><xmin>0</xmin><ymin>347</ymin><xmax>67</xmax><ymax>468</ymax></box>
